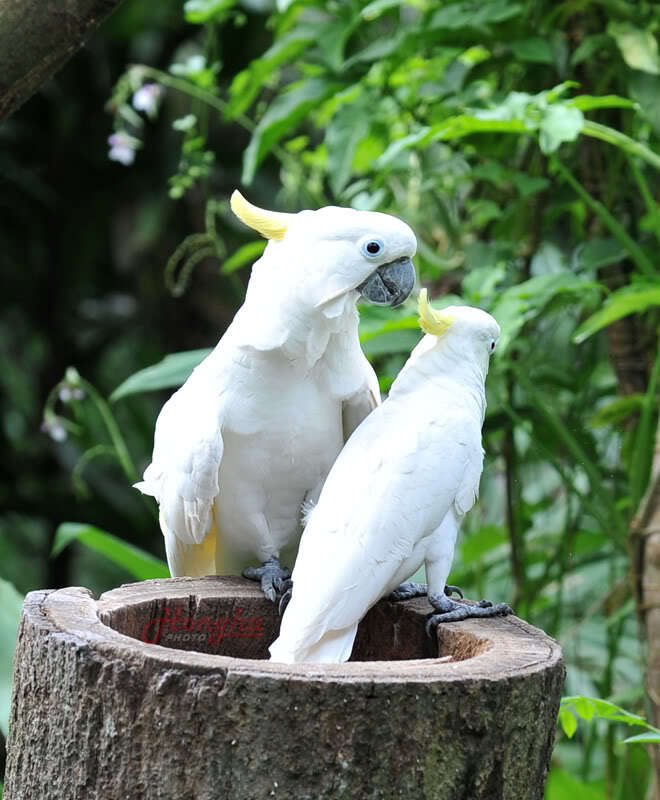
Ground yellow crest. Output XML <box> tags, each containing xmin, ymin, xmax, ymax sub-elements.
<box><xmin>418</xmin><ymin>288</ymin><xmax>455</xmax><ymax>337</ymax></box>
<box><xmin>230</xmin><ymin>190</ymin><xmax>293</xmax><ymax>241</ymax></box>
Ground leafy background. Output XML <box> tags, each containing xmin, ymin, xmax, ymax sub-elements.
<box><xmin>3</xmin><ymin>0</ymin><xmax>660</xmax><ymax>796</ymax></box>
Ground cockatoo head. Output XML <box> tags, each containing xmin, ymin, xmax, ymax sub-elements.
<box><xmin>230</xmin><ymin>191</ymin><xmax>417</xmax><ymax>313</ymax></box>
<box><xmin>415</xmin><ymin>289</ymin><xmax>500</xmax><ymax>374</ymax></box>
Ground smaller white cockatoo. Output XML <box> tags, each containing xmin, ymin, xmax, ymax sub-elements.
<box><xmin>135</xmin><ymin>191</ymin><xmax>417</xmax><ymax>600</ymax></box>
<box><xmin>269</xmin><ymin>290</ymin><xmax>512</xmax><ymax>663</ymax></box>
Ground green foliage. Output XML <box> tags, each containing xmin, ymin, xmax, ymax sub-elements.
<box><xmin>0</xmin><ymin>579</ymin><xmax>23</xmax><ymax>738</ymax></box>
<box><xmin>559</xmin><ymin>696</ymin><xmax>660</xmax><ymax>741</ymax></box>
<box><xmin>575</xmin><ymin>283</ymin><xmax>660</xmax><ymax>343</ymax></box>
<box><xmin>52</xmin><ymin>523</ymin><xmax>169</xmax><ymax>581</ymax></box>
<box><xmin>110</xmin><ymin>349</ymin><xmax>212</xmax><ymax>401</ymax></box>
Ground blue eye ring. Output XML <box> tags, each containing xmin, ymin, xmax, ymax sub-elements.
<box><xmin>361</xmin><ymin>238</ymin><xmax>384</xmax><ymax>258</ymax></box>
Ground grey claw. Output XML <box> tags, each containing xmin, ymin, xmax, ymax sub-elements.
<box><xmin>242</xmin><ymin>558</ymin><xmax>291</xmax><ymax>603</ymax></box>
<box><xmin>389</xmin><ymin>582</ymin><xmax>428</xmax><ymax>602</ymax></box>
<box><xmin>278</xmin><ymin>580</ymin><xmax>293</xmax><ymax>616</ymax></box>
<box><xmin>444</xmin><ymin>584</ymin><xmax>464</xmax><ymax>599</ymax></box>
<box><xmin>425</xmin><ymin>595</ymin><xmax>513</xmax><ymax>635</ymax></box>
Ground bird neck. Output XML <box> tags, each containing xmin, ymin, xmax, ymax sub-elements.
<box><xmin>235</xmin><ymin>282</ymin><xmax>362</xmax><ymax>372</ymax></box>
<box><xmin>391</xmin><ymin>339</ymin><xmax>488</xmax><ymax>418</ymax></box>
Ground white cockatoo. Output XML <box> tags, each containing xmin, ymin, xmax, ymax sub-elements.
<box><xmin>269</xmin><ymin>289</ymin><xmax>511</xmax><ymax>663</ymax></box>
<box><xmin>135</xmin><ymin>191</ymin><xmax>417</xmax><ymax>599</ymax></box>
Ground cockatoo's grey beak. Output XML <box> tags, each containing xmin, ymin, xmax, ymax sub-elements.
<box><xmin>358</xmin><ymin>257</ymin><xmax>416</xmax><ymax>307</ymax></box>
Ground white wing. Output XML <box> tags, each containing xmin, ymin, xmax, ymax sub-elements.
<box><xmin>341</xmin><ymin>354</ymin><xmax>380</xmax><ymax>441</ymax></box>
<box><xmin>270</xmin><ymin>392</ymin><xmax>483</xmax><ymax>663</ymax></box>
<box><xmin>135</xmin><ymin>356</ymin><xmax>226</xmax><ymax>574</ymax></box>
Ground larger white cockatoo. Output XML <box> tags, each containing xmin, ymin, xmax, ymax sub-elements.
<box><xmin>269</xmin><ymin>290</ymin><xmax>512</xmax><ymax>663</ymax></box>
<box><xmin>135</xmin><ymin>191</ymin><xmax>417</xmax><ymax>599</ymax></box>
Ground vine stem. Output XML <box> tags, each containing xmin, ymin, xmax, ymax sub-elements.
<box><xmin>130</xmin><ymin>64</ymin><xmax>256</xmax><ymax>133</ymax></box>
<box><xmin>129</xmin><ymin>63</ymin><xmax>297</xmax><ymax>179</ymax></box>
<box><xmin>551</xmin><ymin>157</ymin><xmax>656</xmax><ymax>278</ymax></box>
<box><xmin>582</xmin><ymin>120</ymin><xmax>660</xmax><ymax>173</ymax></box>
<box><xmin>76</xmin><ymin>376</ymin><xmax>139</xmax><ymax>484</ymax></box>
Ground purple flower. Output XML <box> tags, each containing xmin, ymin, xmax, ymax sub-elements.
<box><xmin>108</xmin><ymin>131</ymin><xmax>140</xmax><ymax>166</ymax></box>
<box><xmin>132</xmin><ymin>83</ymin><xmax>163</xmax><ymax>118</ymax></box>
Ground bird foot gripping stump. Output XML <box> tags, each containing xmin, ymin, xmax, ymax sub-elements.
<box><xmin>5</xmin><ymin>577</ymin><xmax>563</xmax><ymax>800</ymax></box>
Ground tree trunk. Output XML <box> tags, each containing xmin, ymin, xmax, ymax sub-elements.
<box><xmin>632</xmin><ymin>427</ymin><xmax>660</xmax><ymax>800</ymax></box>
<box><xmin>0</xmin><ymin>0</ymin><xmax>125</xmax><ymax>121</ymax></box>
<box><xmin>5</xmin><ymin>577</ymin><xmax>564</xmax><ymax>800</ymax></box>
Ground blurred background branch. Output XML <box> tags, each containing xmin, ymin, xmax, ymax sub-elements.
<box><xmin>0</xmin><ymin>0</ymin><xmax>126</xmax><ymax>120</ymax></box>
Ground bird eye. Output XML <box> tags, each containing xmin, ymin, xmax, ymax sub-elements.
<box><xmin>490</xmin><ymin>341</ymin><xmax>496</xmax><ymax>351</ymax></box>
<box><xmin>361</xmin><ymin>238</ymin><xmax>384</xmax><ymax>258</ymax></box>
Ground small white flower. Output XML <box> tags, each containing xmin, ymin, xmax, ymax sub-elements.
<box><xmin>132</xmin><ymin>83</ymin><xmax>163</xmax><ymax>118</ymax></box>
<box><xmin>49</xmin><ymin>423</ymin><xmax>68</xmax><ymax>442</ymax></box>
<box><xmin>41</xmin><ymin>418</ymin><xmax>67</xmax><ymax>442</ymax></box>
<box><xmin>108</xmin><ymin>132</ymin><xmax>139</xmax><ymax>166</ymax></box>
<box><xmin>172</xmin><ymin>114</ymin><xmax>197</xmax><ymax>132</ymax></box>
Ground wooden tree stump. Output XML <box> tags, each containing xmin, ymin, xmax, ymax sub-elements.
<box><xmin>5</xmin><ymin>577</ymin><xmax>563</xmax><ymax>800</ymax></box>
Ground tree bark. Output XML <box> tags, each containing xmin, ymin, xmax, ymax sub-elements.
<box><xmin>632</xmin><ymin>430</ymin><xmax>660</xmax><ymax>800</ymax></box>
<box><xmin>0</xmin><ymin>0</ymin><xmax>125</xmax><ymax>121</ymax></box>
<box><xmin>5</xmin><ymin>577</ymin><xmax>563</xmax><ymax>800</ymax></box>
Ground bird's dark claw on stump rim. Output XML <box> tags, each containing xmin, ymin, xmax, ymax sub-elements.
<box><xmin>242</xmin><ymin>558</ymin><xmax>291</xmax><ymax>603</ymax></box>
<box><xmin>278</xmin><ymin>579</ymin><xmax>293</xmax><ymax>616</ymax></box>
<box><xmin>425</xmin><ymin>593</ymin><xmax>513</xmax><ymax>636</ymax></box>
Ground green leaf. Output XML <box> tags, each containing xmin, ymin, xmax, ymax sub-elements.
<box><xmin>569</xmin><ymin>94</ymin><xmax>637</xmax><ymax>112</ymax></box>
<box><xmin>376</xmin><ymin>113</ymin><xmax>533</xmax><ymax>167</ymax></box>
<box><xmin>559</xmin><ymin>708</ymin><xmax>578</xmax><ymax>738</ymax></box>
<box><xmin>461</xmin><ymin>525</ymin><xmax>508</xmax><ymax>562</ymax></box>
<box><xmin>589</xmin><ymin>394</ymin><xmax>645</xmax><ymax>428</ymax></box>
<box><xmin>317</xmin><ymin>16</ymin><xmax>362</xmax><ymax>72</ymax></box>
<box><xmin>511</xmin><ymin>38</ymin><xmax>554</xmax><ymax>64</ymax></box>
<box><xmin>561</xmin><ymin>696</ymin><xmax>652</xmax><ymax>728</ymax></box>
<box><xmin>545</xmin><ymin>768</ymin><xmax>606</xmax><ymax>800</ymax></box>
<box><xmin>571</xmin><ymin>33</ymin><xmax>612</xmax><ymax>66</ymax></box>
<box><xmin>511</xmin><ymin>174</ymin><xmax>550</xmax><ymax>196</ymax></box>
<box><xmin>361</xmin><ymin>329</ymin><xmax>421</xmax><ymax>358</ymax></box>
<box><xmin>220</xmin><ymin>240</ymin><xmax>266</xmax><ymax>274</ymax></box>
<box><xmin>629</xmin><ymin>72</ymin><xmax>660</xmax><ymax>137</ymax></box>
<box><xmin>326</xmin><ymin>103</ymin><xmax>370</xmax><ymax>196</ymax></box>
<box><xmin>430</xmin><ymin>0</ymin><xmax>522</xmax><ymax>30</ymax></box>
<box><xmin>227</xmin><ymin>30</ymin><xmax>315</xmax><ymax>118</ymax></box>
<box><xmin>574</xmin><ymin>283</ymin><xmax>660</xmax><ymax>343</ymax></box>
<box><xmin>52</xmin><ymin>523</ymin><xmax>169</xmax><ymax>580</ymax></box>
<box><xmin>110</xmin><ymin>349</ymin><xmax>212</xmax><ymax>401</ymax></box>
<box><xmin>538</xmin><ymin>104</ymin><xmax>584</xmax><ymax>153</ymax></box>
<box><xmin>242</xmin><ymin>77</ymin><xmax>341</xmax><ymax>185</ymax></box>
<box><xmin>359</xmin><ymin>313</ymin><xmax>419</xmax><ymax>343</ymax></box>
<box><xmin>493</xmin><ymin>272</ymin><xmax>599</xmax><ymax>353</ymax></box>
<box><xmin>375</xmin><ymin>128</ymin><xmax>431</xmax><ymax>168</ymax></box>
<box><xmin>361</xmin><ymin>0</ymin><xmax>403</xmax><ymax>21</ymax></box>
<box><xmin>608</xmin><ymin>22</ymin><xmax>660</xmax><ymax>75</ymax></box>
<box><xmin>623</xmin><ymin>732</ymin><xmax>660</xmax><ymax>744</ymax></box>
<box><xmin>344</xmin><ymin>30</ymin><xmax>409</xmax><ymax>67</ymax></box>
<box><xmin>573</xmin><ymin>696</ymin><xmax>597</xmax><ymax>721</ymax></box>
<box><xmin>433</xmin><ymin>115</ymin><xmax>529</xmax><ymax>141</ymax></box>
<box><xmin>183</xmin><ymin>0</ymin><xmax>235</xmax><ymax>24</ymax></box>
<box><xmin>0</xmin><ymin>578</ymin><xmax>23</xmax><ymax>737</ymax></box>
<box><xmin>577</xmin><ymin>237</ymin><xmax>627</xmax><ymax>271</ymax></box>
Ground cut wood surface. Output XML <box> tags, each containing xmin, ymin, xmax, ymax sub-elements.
<box><xmin>5</xmin><ymin>576</ymin><xmax>564</xmax><ymax>799</ymax></box>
